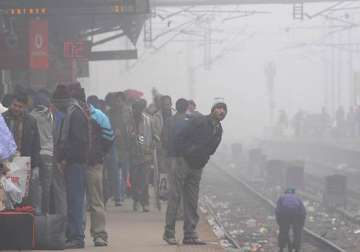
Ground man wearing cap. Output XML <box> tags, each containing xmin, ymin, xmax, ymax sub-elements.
<box><xmin>52</xmin><ymin>84</ymin><xmax>89</xmax><ymax>249</ymax></box>
<box><xmin>163</xmin><ymin>99</ymin><xmax>227</xmax><ymax>245</ymax></box>
<box><xmin>275</xmin><ymin>188</ymin><xmax>306</xmax><ymax>252</ymax></box>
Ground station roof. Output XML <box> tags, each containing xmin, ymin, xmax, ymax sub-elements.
<box><xmin>152</xmin><ymin>0</ymin><xmax>351</xmax><ymax>7</ymax></box>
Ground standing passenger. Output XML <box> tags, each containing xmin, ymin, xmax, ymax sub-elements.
<box><xmin>163</xmin><ymin>99</ymin><xmax>227</xmax><ymax>245</ymax></box>
<box><xmin>52</xmin><ymin>85</ymin><xmax>89</xmax><ymax>249</ymax></box>
<box><xmin>2</xmin><ymin>92</ymin><xmax>41</xmax><ymax>212</ymax></box>
<box><xmin>30</xmin><ymin>91</ymin><xmax>54</xmax><ymax>214</ymax></box>
<box><xmin>86</xmin><ymin>102</ymin><xmax>114</xmax><ymax>247</ymax></box>
<box><xmin>129</xmin><ymin>99</ymin><xmax>153</xmax><ymax>212</ymax></box>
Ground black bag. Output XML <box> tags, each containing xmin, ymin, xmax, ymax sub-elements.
<box><xmin>0</xmin><ymin>211</ymin><xmax>35</xmax><ymax>250</ymax></box>
<box><xmin>34</xmin><ymin>214</ymin><xmax>66</xmax><ymax>250</ymax></box>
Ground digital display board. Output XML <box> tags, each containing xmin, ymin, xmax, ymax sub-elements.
<box><xmin>0</xmin><ymin>0</ymin><xmax>150</xmax><ymax>15</ymax></box>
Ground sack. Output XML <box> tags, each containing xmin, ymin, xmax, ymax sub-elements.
<box><xmin>0</xmin><ymin>211</ymin><xmax>35</xmax><ymax>250</ymax></box>
<box><xmin>0</xmin><ymin>115</ymin><xmax>17</xmax><ymax>162</ymax></box>
<box><xmin>7</xmin><ymin>156</ymin><xmax>32</xmax><ymax>199</ymax></box>
<box><xmin>34</xmin><ymin>215</ymin><xmax>66</xmax><ymax>250</ymax></box>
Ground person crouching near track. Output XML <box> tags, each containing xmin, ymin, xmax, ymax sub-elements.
<box><xmin>275</xmin><ymin>188</ymin><xmax>306</xmax><ymax>252</ymax></box>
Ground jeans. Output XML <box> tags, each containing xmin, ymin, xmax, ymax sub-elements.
<box><xmin>51</xmin><ymin>163</ymin><xmax>67</xmax><ymax>216</ymax></box>
<box><xmin>65</xmin><ymin>163</ymin><xmax>86</xmax><ymax>242</ymax></box>
<box><xmin>40</xmin><ymin>155</ymin><xmax>53</xmax><ymax>214</ymax></box>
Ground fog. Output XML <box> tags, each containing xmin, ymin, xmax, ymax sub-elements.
<box><xmin>85</xmin><ymin>2</ymin><xmax>360</xmax><ymax>142</ymax></box>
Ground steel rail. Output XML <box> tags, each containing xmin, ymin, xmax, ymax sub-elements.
<box><xmin>209</xmin><ymin>162</ymin><xmax>347</xmax><ymax>252</ymax></box>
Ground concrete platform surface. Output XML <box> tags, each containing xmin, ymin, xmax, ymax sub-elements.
<box><xmin>33</xmin><ymin>199</ymin><xmax>224</xmax><ymax>252</ymax></box>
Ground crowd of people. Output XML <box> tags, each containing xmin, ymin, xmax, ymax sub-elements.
<box><xmin>0</xmin><ymin>82</ymin><xmax>227</xmax><ymax>249</ymax></box>
<box><xmin>275</xmin><ymin>106</ymin><xmax>360</xmax><ymax>139</ymax></box>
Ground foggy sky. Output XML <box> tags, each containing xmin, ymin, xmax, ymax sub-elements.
<box><xmin>85</xmin><ymin>2</ymin><xmax>360</xmax><ymax>143</ymax></box>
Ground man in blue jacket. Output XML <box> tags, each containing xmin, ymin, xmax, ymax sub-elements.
<box><xmin>275</xmin><ymin>188</ymin><xmax>306</xmax><ymax>252</ymax></box>
<box><xmin>87</xmin><ymin>100</ymin><xmax>114</xmax><ymax>247</ymax></box>
<box><xmin>163</xmin><ymin>99</ymin><xmax>227</xmax><ymax>245</ymax></box>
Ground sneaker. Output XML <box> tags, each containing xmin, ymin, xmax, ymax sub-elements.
<box><xmin>115</xmin><ymin>201</ymin><xmax>122</xmax><ymax>207</ymax></box>
<box><xmin>183</xmin><ymin>238</ymin><xmax>206</xmax><ymax>245</ymax></box>
<box><xmin>133</xmin><ymin>201</ymin><xmax>138</xmax><ymax>212</ymax></box>
<box><xmin>94</xmin><ymin>237</ymin><xmax>108</xmax><ymax>247</ymax></box>
<box><xmin>163</xmin><ymin>234</ymin><xmax>178</xmax><ymax>245</ymax></box>
<box><xmin>142</xmin><ymin>206</ymin><xmax>150</xmax><ymax>212</ymax></box>
<box><xmin>65</xmin><ymin>240</ymin><xmax>85</xmax><ymax>249</ymax></box>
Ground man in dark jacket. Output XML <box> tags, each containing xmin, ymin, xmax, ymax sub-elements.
<box><xmin>108</xmin><ymin>92</ymin><xmax>133</xmax><ymax>206</ymax></box>
<box><xmin>163</xmin><ymin>99</ymin><xmax>227</xmax><ymax>245</ymax></box>
<box><xmin>2</xmin><ymin>92</ymin><xmax>41</xmax><ymax>210</ymax></box>
<box><xmin>275</xmin><ymin>188</ymin><xmax>306</xmax><ymax>252</ymax></box>
<box><xmin>52</xmin><ymin>84</ymin><xmax>89</xmax><ymax>249</ymax></box>
<box><xmin>2</xmin><ymin>92</ymin><xmax>41</xmax><ymax>169</ymax></box>
<box><xmin>163</xmin><ymin>98</ymin><xmax>190</xmax><ymax>244</ymax></box>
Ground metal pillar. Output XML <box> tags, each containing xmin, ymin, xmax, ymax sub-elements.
<box><xmin>292</xmin><ymin>2</ymin><xmax>304</xmax><ymax>20</ymax></box>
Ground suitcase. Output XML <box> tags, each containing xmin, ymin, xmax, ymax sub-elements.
<box><xmin>0</xmin><ymin>211</ymin><xmax>35</xmax><ymax>250</ymax></box>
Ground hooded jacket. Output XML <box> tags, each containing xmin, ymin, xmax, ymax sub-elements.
<box><xmin>30</xmin><ymin>105</ymin><xmax>54</xmax><ymax>157</ymax></box>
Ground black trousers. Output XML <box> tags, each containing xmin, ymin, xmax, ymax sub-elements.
<box><xmin>277</xmin><ymin>214</ymin><xmax>304</xmax><ymax>251</ymax></box>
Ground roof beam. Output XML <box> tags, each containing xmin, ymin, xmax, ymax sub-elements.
<box><xmin>152</xmin><ymin>0</ymin><xmax>352</xmax><ymax>7</ymax></box>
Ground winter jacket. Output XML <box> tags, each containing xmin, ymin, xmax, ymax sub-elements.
<box><xmin>2</xmin><ymin>110</ymin><xmax>41</xmax><ymax>168</ymax></box>
<box><xmin>30</xmin><ymin>105</ymin><xmax>54</xmax><ymax>157</ymax></box>
<box><xmin>275</xmin><ymin>193</ymin><xmax>306</xmax><ymax>221</ymax></box>
<box><xmin>108</xmin><ymin>104</ymin><xmax>133</xmax><ymax>154</ymax></box>
<box><xmin>88</xmin><ymin>105</ymin><xmax>114</xmax><ymax>165</ymax></box>
<box><xmin>130</xmin><ymin>113</ymin><xmax>153</xmax><ymax>166</ymax></box>
<box><xmin>175</xmin><ymin>114</ymin><xmax>223</xmax><ymax>169</ymax></box>
<box><xmin>162</xmin><ymin>113</ymin><xmax>191</xmax><ymax>157</ymax></box>
<box><xmin>90</xmin><ymin>106</ymin><xmax>114</xmax><ymax>149</ymax></box>
<box><xmin>57</xmin><ymin>106</ymin><xmax>89</xmax><ymax>164</ymax></box>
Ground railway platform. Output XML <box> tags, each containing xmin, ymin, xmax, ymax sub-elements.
<box><xmin>33</xmin><ymin>198</ymin><xmax>224</xmax><ymax>252</ymax></box>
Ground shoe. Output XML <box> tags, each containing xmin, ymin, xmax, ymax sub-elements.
<box><xmin>133</xmin><ymin>201</ymin><xmax>138</xmax><ymax>212</ymax></box>
<box><xmin>142</xmin><ymin>206</ymin><xmax>150</xmax><ymax>212</ymax></box>
<box><xmin>65</xmin><ymin>240</ymin><xmax>85</xmax><ymax>249</ymax></box>
<box><xmin>115</xmin><ymin>201</ymin><xmax>122</xmax><ymax>207</ymax></box>
<box><xmin>183</xmin><ymin>238</ymin><xmax>206</xmax><ymax>245</ymax></box>
<box><xmin>94</xmin><ymin>237</ymin><xmax>108</xmax><ymax>247</ymax></box>
<box><xmin>163</xmin><ymin>234</ymin><xmax>178</xmax><ymax>245</ymax></box>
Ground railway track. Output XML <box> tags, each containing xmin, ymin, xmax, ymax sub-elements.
<box><xmin>201</xmin><ymin>162</ymin><xmax>348</xmax><ymax>252</ymax></box>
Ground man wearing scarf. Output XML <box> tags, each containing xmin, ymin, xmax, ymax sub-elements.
<box><xmin>52</xmin><ymin>84</ymin><xmax>89</xmax><ymax>249</ymax></box>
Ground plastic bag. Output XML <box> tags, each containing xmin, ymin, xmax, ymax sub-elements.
<box><xmin>0</xmin><ymin>176</ymin><xmax>22</xmax><ymax>204</ymax></box>
<box><xmin>0</xmin><ymin>115</ymin><xmax>17</xmax><ymax>162</ymax></box>
<box><xmin>7</xmin><ymin>157</ymin><xmax>32</xmax><ymax>199</ymax></box>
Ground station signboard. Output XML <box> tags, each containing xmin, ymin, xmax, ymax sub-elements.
<box><xmin>1</xmin><ymin>0</ymin><xmax>150</xmax><ymax>15</ymax></box>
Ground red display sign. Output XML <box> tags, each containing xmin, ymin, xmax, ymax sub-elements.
<box><xmin>29</xmin><ymin>19</ymin><xmax>48</xmax><ymax>69</ymax></box>
<box><xmin>64</xmin><ymin>41</ymin><xmax>90</xmax><ymax>59</ymax></box>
